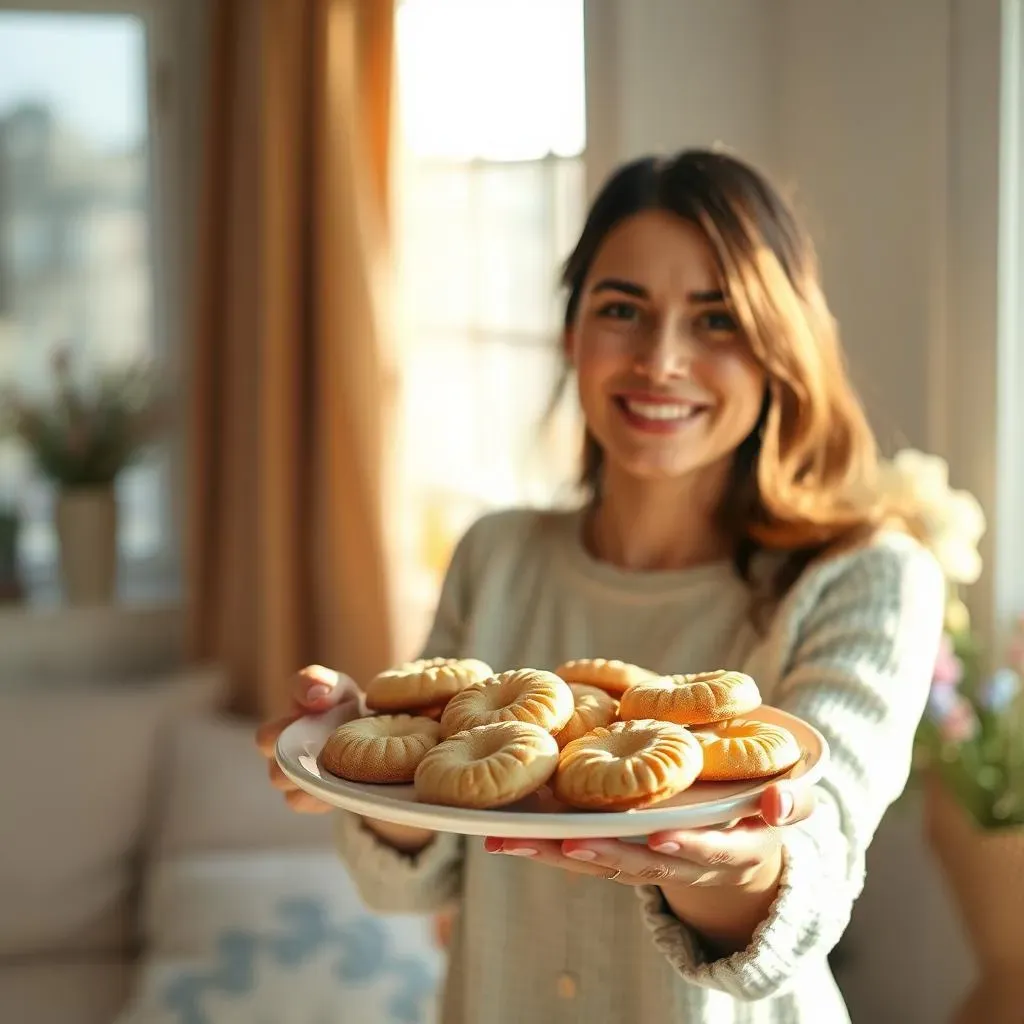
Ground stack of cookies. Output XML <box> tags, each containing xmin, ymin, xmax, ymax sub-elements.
<box><xmin>317</xmin><ymin>657</ymin><xmax>802</xmax><ymax>813</ymax></box>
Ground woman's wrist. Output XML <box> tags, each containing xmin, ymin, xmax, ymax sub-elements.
<box><xmin>360</xmin><ymin>816</ymin><xmax>436</xmax><ymax>854</ymax></box>
<box><xmin>659</xmin><ymin>846</ymin><xmax>784</xmax><ymax>957</ymax></box>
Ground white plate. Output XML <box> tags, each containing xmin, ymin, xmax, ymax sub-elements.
<box><xmin>276</xmin><ymin>702</ymin><xmax>829</xmax><ymax>840</ymax></box>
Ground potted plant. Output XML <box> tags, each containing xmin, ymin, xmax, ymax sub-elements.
<box><xmin>882</xmin><ymin>450</ymin><xmax>1024</xmax><ymax>1024</ymax></box>
<box><xmin>0</xmin><ymin>347</ymin><xmax>165</xmax><ymax>605</ymax></box>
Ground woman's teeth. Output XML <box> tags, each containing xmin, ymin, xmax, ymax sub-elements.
<box><xmin>622</xmin><ymin>399</ymin><xmax>701</xmax><ymax>421</ymax></box>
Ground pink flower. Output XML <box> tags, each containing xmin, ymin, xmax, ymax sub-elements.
<box><xmin>938</xmin><ymin>694</ymin><xmax>978</xmax><ymax>744</ymax></box>
<box><xmin>932</xmin><ymin>632</ymin><xmax>963</xmax><ymax>687</ymax></box>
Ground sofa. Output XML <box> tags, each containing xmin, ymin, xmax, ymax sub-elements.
<box><xmin>0</xmin><ymin>666</ymin><xmax>443</xmax><ymax>1024</ymax></box>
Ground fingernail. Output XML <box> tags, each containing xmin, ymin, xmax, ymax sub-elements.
<box><xmin>483</xmin><ymin>838</ymin><xmax>502</xmax><ymax>853</ymax></box>
<box><xmin>504</xmin><ymin>847</ymin><xmax>537</xmax><ymax>857</ymax></box>
<box><xmin>652</xmin><ymin>841</ymin><xmax>679</xmax><ymax>854</ymax></box>
<box><xmin>778</xmin><ymin>790</ymin><xmax>794</xmax><ymax>823</ymax></box>
<box><xmin>565</xmin><ymin>849</ymin><xmax>597</xmax><ymax>861</ymax></box>
<box><xmin>307</xmin><ymin>684</ymin><xmax>331</xmax><ymax>700</ymax></box>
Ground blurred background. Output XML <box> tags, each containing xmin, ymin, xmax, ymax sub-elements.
<box><xmin>0</xmin><ymin>1</ymin><xmax>1022</xmax><ymax>1022</ymax></box>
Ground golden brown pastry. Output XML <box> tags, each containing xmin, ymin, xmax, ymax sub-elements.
<box><xmin>619</xmin><ymin>670</ymin><xmax>761</xmax><ymax>727</ymax></box>
<box><xmin>365</xmin><ymin>657</ymin><xmax>493</xmax><ymax>712</ymax></box>
<box><xmin>318</xmin><ymin>714</ymin><xmax>441</xmax><ymax>783</ymax></box>
<box><xmin>414</xmin><ymin>720</ymin><xmax>560</xmax><ymax>809</ymax></box>
<box><xmin>554</xmin><ymin>683</ymin><xmax>619</xmax><ymax>749</ymax></box>
<box><xmin>439</xmin><ymin>668</ymin><xmax>574</xmax><ymax>738</ymax></box>
<box><xmin>693</xmin><ymin>719</ymin><xmax>802</xmax><ymax>781</ymax></box>
<box><xmin>553</xmin><ymin>719</ymin><xmax>703</xmax><ymax>811</ymax></box>
<box><xmin>554</xmin><ymin>658</ymin><xmax>659</xmax><ymax>696</ymax></box>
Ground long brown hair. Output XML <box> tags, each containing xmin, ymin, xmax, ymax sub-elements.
<box><xmin>558</xmin><ymin>149</ymin><xmax>886</xmax><ymax>596</ymax></box>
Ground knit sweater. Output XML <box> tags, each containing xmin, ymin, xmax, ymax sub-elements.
<box><xmin>334</xmin><ymin>508</ymin><xmax>945</xmax><ymax>1024</ymax></box>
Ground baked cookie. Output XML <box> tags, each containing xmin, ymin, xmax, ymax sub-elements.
<box><xmin>365</xmin><ymin>657</ymin><xmax>493</xmax><ymax>712</ymax></box>
<box><xmin>554</xmin><ymin>683</ymin><xmax>619</xmax><ymax>749</ymax></box>
<box><xmin>693</xmin><ymin>719</ymin><xmax>802</xmax><ymax>781</ymax></box>
<box><xmin>414</xmin><ymin>720</ymin><xmax>560</xmax><ymax>809</ymax></box>
<box><xmin>619</xmin><ymin>670</ymin><xmax>761</xmax><ymax>726</ymax></box>
<box><xmin>439</xmin><ymin>668</ymin><xmax>574</xmax><ymax>738</ymax></box>
<box><xmin>554</xmin><ymin>658</ymin><xmax>659</xmax><ymax>696</ymax></box>
<box><xmin>553</xmin><ymin>719</ymin><xmax>703</xmax><ymax>811</ymax></box>
<box><xmin>318</xmin><ymin>714</ymin><xmax>441</xmax><ymax>783</ymax></box>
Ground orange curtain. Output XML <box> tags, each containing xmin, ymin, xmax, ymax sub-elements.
<box><xmin>186</xmin><ymin>0</ymin><xmax>398</xmax><ymax>717</ymax></box>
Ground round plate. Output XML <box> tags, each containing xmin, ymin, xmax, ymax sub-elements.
<box><xmin>276</xmin><ymin>703</ymin><xmax>829</xmax><ymax>840</ymax></box>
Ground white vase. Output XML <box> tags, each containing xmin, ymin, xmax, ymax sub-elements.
<box><xmin>55</xmin><ymin>486</ymin><xmax>118</xmax><ymax>605</ymax></box>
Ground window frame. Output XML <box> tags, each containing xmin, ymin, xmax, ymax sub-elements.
<box><xmin>940</xmin><ymin>0</ymin><xmax>1024</xmax><ymax>656</ymax></box>
<box><xmin>0</xmin><ymin>0</ymin><xmax>187</xmax><ymax>603</ymax></box>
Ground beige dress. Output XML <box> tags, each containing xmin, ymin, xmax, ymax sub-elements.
<box><xmin>334</xmin><ymin>508</ymin><xmax>944</xmax><ymax>1024</ymax></box>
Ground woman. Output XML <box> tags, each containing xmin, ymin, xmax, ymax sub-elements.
<box><xmin>257</xmin><ymin>149</ymin><xmax>944</xmax><ymax>1023</ymax></box>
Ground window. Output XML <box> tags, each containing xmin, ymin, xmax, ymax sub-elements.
<box><xmin>395</xmin><ymin>0</ymin><xmax>587</xmax><ymax>589</ymax></box>
<box><xmin>0</xmin><ymin>1</ymin><xmax>178</xmax><ymax>604</ymax></box>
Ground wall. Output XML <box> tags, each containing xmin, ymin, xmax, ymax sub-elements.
<box><xmin>588</xmin><ymin>0</ymin><xmax>1002</xmax><ymax>1019</ymax></box>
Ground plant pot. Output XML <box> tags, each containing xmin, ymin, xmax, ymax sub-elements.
<box><xmin>923</xmin><ymin>773</ymin><xmax>1024</xmax><ymax>1023</ymax></box>
<box><xmin>55</xmin><ymin>486</ymin><xmax>118</xmax><ymax>605</ymax></box>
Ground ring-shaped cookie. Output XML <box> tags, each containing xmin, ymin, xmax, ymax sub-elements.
<box><xmin>318</xmin><ymin>714</ymin><xmax>441</xmax><ymax>783</ymax></box>
<box><xmin>439</xmin><ymin>668</ymin><xmax>574</xmax><ymax>738</ymax></box>
<box><xmin>619</xmin><ymin>670</ymin><xmax>761</xmax><ymax>727</ymax></box>
<box><xmin>694</xmin><ymin>719</ymin><xmax>802</xmax><ymax>781</ymax></box>
<box><xmin>414</xmin><ymin>721</ymin><xmax>560</xmax><ymax>809</ymax></box>
<box><xmin>554</xmin><ymin>683</ymin><xmax>619</xmax><ymax>750</ymax></box>
<box><xmin>553</xmin><ymin>719</ymin><xmax>704</xmax><ymax>811</ymax></box>
<box><xmin>554</xmin><ymin>658</ymin><xmax>659</xmax><ymax>696</ymax></box>
<box><xmin>365</xmin><ymin>657</ymin><xmax>493</xmax><ymax>712</ymax></box>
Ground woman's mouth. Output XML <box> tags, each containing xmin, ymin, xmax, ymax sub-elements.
<box><xmin>615</xmin><ymin>396</ymin><xmax>709</xmax><ymax>433</ymax></box>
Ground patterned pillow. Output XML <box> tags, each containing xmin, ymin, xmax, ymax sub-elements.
<box><xmin>115</xmin><ymin>851</ymin><xmax>443</xmax><ymax>1024</ymax></box>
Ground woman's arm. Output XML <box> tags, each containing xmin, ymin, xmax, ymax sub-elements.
<box><xmin>637</xmin><ymin>535</ymin><xmax>945</xmax><ymax>1000</ymax></box>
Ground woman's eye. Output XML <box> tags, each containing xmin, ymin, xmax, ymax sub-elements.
<box><xmin>597</xmin><ymin>301</ymin><xmax>640</xmax><ymax>322</ymax></box>
<box><xmin>697</xmin><ymin>310</ymin><xmax>739</xmax><ymax>334</ymax></box>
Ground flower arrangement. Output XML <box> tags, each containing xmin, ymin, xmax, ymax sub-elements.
<box><xmin>881</xmin><ymin>449</ymin><xmax>1024</xmax><ymax>830</ymax></box>
<box><xmin>0</xmin><ymin>347</ymin><xmax>166</xmax><ymax>488</ymax></box>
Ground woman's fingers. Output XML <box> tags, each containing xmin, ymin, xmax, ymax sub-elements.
<box><xmin>267</xmin><ymin>758</ymin><xmax>294</xmax><ymax>792</ymax></box>
<box><xmin>255</xmin><ymin>716</ymin><xmax>297</xmax><ymax>758</ymax></box>
<box><xmin>291</xmin><ymin>664</ymin><xmax>359</xmax><ymax>713</ymax></box>
<box><xmin>758</xmin><ymin>783</ymin><xmax>816</xmax><ymax>827</ymax></box>
<box><xmin>255</xmin><ymin>665</ymin><xmax>360</xmax><ymax>759</ymax></box>
<box><xmin>284</xmin><ymin>788</ymin><xmax>335</xmax><ymax>814</ymax></box>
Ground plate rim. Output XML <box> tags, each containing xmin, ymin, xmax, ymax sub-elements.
<box><xmin>275</xmin><ymin>703</ymin><xmax>829</xmax><ymax>838</ymax></box>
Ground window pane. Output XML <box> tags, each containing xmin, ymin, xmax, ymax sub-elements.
<box><xmin>399</xmin><ymin>332</ymin><xmax>576</xmax><ymax>503</ymax></box>
<box><xmin>397</xmin><ymin>0</ymin><xmax>586</xmax><ymax>160</ymax></box>
<box><xmin>399</xmin><ymin>157</ymin><xmax>586</xmax><ymax>337</ymax></box>
<box><xmin>0</xmin><ymin>12</ymin><xmax>163</xmax><ymax>582</ymax></box>
<box><xmin>398</xmin><ymin>163</ymin><xmax>476</xmax><ymax>331</ymax></box>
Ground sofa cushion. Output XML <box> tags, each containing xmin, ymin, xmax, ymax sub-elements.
<box><xmin>115</xmin><ymin>851</ymin><xmax>443</xmax><ymax>1024</ymax></box>
<box><xmin>0</xmin><ymin>666</ymin><xmax>222</xmax><ymax>957</ymax></box>
<box><xmin>149</xmin><ymin>712</ymin><xmax>334</xmax><ymax>858</ymax></box>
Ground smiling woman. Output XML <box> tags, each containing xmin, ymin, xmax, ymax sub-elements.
<box><xmin>259</xmin><ymin>147</ymin><xmax>947</xmax><ymax>1024</ymax></box>
<box><xmin>557</xmin><ymin>153</ymin><xmax>883</xmax><ymax>587</ymax></box>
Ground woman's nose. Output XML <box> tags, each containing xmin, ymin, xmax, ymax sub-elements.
<box><xmin>633</xmin><ymin>318</ymin><xmax>695</xmax><ymax>381</ymax></box>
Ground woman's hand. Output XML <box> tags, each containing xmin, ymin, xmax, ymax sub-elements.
<box><xmin>255</xmin><ymin>664</ymin><xmax>363</xmax><ymax>813</ymax></box>
<box><xmin>484</xmin><ymin>783</ymin><xmax>816</xmax><ymax>955</ymax></box>
<box><xmin>254</xmin><ymin>665</ymin><xmax>436</xmax><ymax>852</ymax></box>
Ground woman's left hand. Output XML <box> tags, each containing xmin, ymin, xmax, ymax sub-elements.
<box><xmin>484</xmin><ymin>782</ymin><xmax>816</xmax><ymax>953</ymax></box>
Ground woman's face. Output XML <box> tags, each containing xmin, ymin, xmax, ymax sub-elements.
<box><xmin>567</xmin><ymin>211</ymin><xmax>766</xmax><ymax>489</ymax></box>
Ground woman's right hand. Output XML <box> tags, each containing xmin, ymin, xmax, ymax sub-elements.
<box><xmin>255</xmin><ymin>665</ymin><xmax>435</xmax><ymax>850</ymax></box>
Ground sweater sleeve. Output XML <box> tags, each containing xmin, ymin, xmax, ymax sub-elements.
<box><xmin>333</xmin><ymin>522</ymin><xmax>482</xmax><ymax>912</ymax></box>
<box><xmin>637</xmin><ymin>535</ymin><xmax>945</xmax><ymax>1000</ymax></box>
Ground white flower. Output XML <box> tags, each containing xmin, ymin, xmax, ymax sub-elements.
<box><xmin>876</xmin><ymin>448</ymin><xmax>986</xmax><ymax>584</ymax></box>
